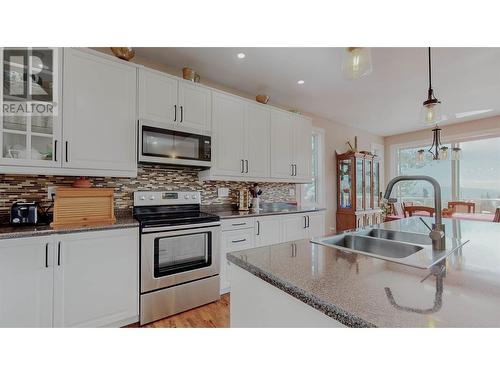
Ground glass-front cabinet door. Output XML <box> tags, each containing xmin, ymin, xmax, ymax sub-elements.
<box><xmin>1</xmin><ymin>48</ymin><xmax>61</xmax><ymax>168</ymax></box>
<box><xmin>373</xmin><ymin>159</ymin><xmax>380</xmax><ymax>208</ymax></box>
<box><xmin>338</xmin><ymin>158</ymin><xmax>353</xmax><ymax>209</ymax></box>
<box><xmin>356</xmin><ymin>157</ymin><xmax>364</xmax><ymax>210</ymax></box>
<box><xmin>365</xmin><ymin>158</ymin><xmax>372</xmax><ymax>209</ymax></box>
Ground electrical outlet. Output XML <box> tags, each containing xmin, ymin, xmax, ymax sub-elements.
<box><xmin>218</xmin><ymin>187</ymin><xmax>229</xmax><ymax>197</ymax></box>
<box><xmin>47</xmin><ymin>186</ymin><xmax>57</xmax><ymax>199</ymax></box>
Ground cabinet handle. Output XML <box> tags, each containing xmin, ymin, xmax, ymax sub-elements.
<box><xmin>245</xmin><ymin>159</ymin><xmax>249</xmax><ymax>173</ymax></box>
<box><xmin>54</xmin><ymin>140</ymin><xmax>57</xmax><ymax>162</ymax></box>
<box><xmin>45</xmin><ymin>243</ymin><xmax>49</xmax><ymax>268</ymax></box>
<box><xmin>293</xmin><ymin>164</ymin><xmax>297</xmax><ymax>176</ymax></box>
<box><xmin>232</xmin><ymin>239</ymin><xmax>247</xmax><ymax>243</ymax></box>
<box><xmin>256</xmin><ymin>220</ymin><xmax>260</xmax><ymax>235</ymax></box>
<box><xmin>232</xmin><ymin>222</ymin><xmax>246</xmax><ymax>226</ymax></box>
<box><xmin>174</xmin><ymin>105</ymin><xmax>177</xmax><ymax>122</ymax></box>
<box><xmin>307</xmin><ymin>215</ymin><xmax>310</xmax><ymax>228</ymax></box>
<box><xmin>65</xmin><ymin>141</ymin><xmax>69</xmax><ymax>163</ymax></box>
<box><xmin>241</xmin><ymin>159</ymin><xmax>245</xmax><ymax>173</ymax></box>
<box><xmin>291</xmin><ymin>164</ymin><xmax>294</xmax><ymax>176</ymax></box>
<box><xmin>291</xmin><ymin>243</ymin><xmax>297</xmax><ymax>257</ymax></box>
<box><xmin>57</xmin><ymin>242</ymin><xmax>61</xmax><ymax>266</ymax></box>
<box><xmin>303</xmin><ymin>216</ymin><xmax>307</xmax><ymax>229</ymax></box>
<box><xmin>180</xmin><ymin>106</ymin><xmax>183</xmax><ymax>123</ymax></box>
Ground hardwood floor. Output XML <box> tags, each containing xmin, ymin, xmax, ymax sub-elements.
<box><xmin>127</xmin><ymin>293</ymin><xmax>230</xmax><ymax>328</ymax></box>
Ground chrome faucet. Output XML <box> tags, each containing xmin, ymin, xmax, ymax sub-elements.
<box><xmin>383</xmin><ymin>175</ymin><xmax>446</xmax><ymax>251</ymax></box>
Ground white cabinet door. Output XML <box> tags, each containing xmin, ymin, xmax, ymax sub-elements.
<box><xmin>178</xmin><ymin>81</ymin><xmax>211</xmax><ymax>133</ymax></box>
<box><xmin>0</xmin><ymin>236</ymin><xmax>54</xmax><ymax>327</ymax></box>
<box><xmin>270</xmin><ymin>110</ymin><xmax>294</xmax><ymax>179</ymax></box>
<box><xmin>53</xmin><ymin>228</ymin><xmax>139</xmax><ymax>328</ymax></box>
<box><xmin>212</xmin><ymin>92</ymin><xmax>245</xmax><ymax>176</ymax></box>
<box><xmin>244</xmin><ymin>103</ymin><xmax>270</xmax><ymax>178</ymax></box>
<box><xmin>281</xmin><ymin>214</ymin><xmax>308</xmax><ymax>242</ymax></box>
<box><xmin>62</xmin><ymin>48</ymin><xmax>137</xmax><ymax>173</ymax></box>
<box><xmin>255</xmin><ymin>215</ymin><xmax>282</xmax><ymax>247</ymax></box>
<box><xmin>308</xmin><ymin>212</ymin><xmax>325</xmax><ymax>238</ymax></box>
<box><xmin>220</xmin><ymin>228</ymin><xmax>255</xmax><ymax>294</ymax></box>
<box><xmin>138</xmin><ymin>68</ymin><xmax>178</xmax><ymax>126</ymax></box>
<box><xmin>293</xmin><ymin>116</ymin><xmax>312</xmax><ymax>180</ymax></box>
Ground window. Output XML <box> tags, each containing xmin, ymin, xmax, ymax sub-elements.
<box><xmin>458</xmin><ymin>137</ymin><xmax>500</xmax><ymax>213</ymax></box>
<box><xmin>394</xmin><ymin>135</ymin><xmax>500</xmax><ymax>214</ymax></box>
<box><xmin>299</xmin><ymin>128</ymin><xmax>325</xmax><ymax>207</ymax></box>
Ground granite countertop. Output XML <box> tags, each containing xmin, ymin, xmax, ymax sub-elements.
<box><xmin>0</xmin><ymin>210</ymin><xmax>138</xmax><ymax>240</ymax></box>
<box><xmin>203</xmin><ymin>203</ymin><xmax>325</xmax><ymax>219</ymax></box>
<box><xmin>227</xmin><ymin>217</ymin><xmax>500</xmax><ymax>327</ymax></box>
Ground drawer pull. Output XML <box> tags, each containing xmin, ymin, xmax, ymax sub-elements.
<box><xmin>232</xmin><ymin>239</ymin><xmax>247</xmax><ymax>243</ymax></box>
<box><xmin>45</xmin><ymin>243</ymin><xmax>49</xmax><ymax>268</ymax></box>
<box><xmin>232</xmin><ymin>222</ymin><xmax>247</xmax><ymax>226</ymax></box>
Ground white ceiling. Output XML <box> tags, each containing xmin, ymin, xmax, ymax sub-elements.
<box><xmin>134</xmin><ymin>47</ymin><xmax>500</xmax><ymax>137</ymax></box>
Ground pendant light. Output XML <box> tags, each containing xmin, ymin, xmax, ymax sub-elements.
<box><xmin>342</xmin><ymin>47</ymin><xmax>373</xmax><ymax>79</ymax></box>
<box><xmin>451</xmin><ymin>146</ymin><xmax>462</xmax><ymax>160</ymax></box>
<box><xmin>421</xmin><ymin>47</ymin><xmax>442</xmax><ymax>125</ymax></box>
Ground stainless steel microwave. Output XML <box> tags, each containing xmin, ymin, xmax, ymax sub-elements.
<box><xmin>138</xmin><ymin>122</ymin><xmax>211</xmax><ymax>168</ymax></box>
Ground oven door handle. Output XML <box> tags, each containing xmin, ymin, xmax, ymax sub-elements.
<box><xmin>141</xmin><ymin>222</ymin><xmax>221</xmax><ymax>233</ymax></box>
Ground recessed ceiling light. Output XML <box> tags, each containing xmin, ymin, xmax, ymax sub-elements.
<box><xmin>237</xmin><ymin>52</ymin><xmax>246</xmax><ymax>59</ymax></box>
<box><xmin>297</xmin><ymin>80</ymin><xmax>305</xmax><ymax>85</ymax></box>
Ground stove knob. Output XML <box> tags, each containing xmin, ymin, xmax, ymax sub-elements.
<box><xmin>184</xmin><ymin>194</ymin><xmax>189</xmax><ymax>199</ymax></box>
<box><xmin>140</xmin><ymin>196</ymin><xmax>146</xmax><ymax>200</ymax></box>
<box><xmin>149</xmin><ymin>196</ymin><xmax>155</xmax><ymax>200</ymax></box>
<box><xmin>191</xmin><ymin>194</ymin><xmax>197</xmax><ymax>200</ymax></box>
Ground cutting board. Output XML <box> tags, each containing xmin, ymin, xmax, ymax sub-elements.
<box><xmin>51</xmin><ymin>188</ymin><xmax>116</xmax><ymax>229</ymax></box>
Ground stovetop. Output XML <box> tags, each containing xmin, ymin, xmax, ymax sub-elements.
<box><xmin>133</xmin><ymin>205</ymin><xmax>219</xmax><ymax>228</ymax></box>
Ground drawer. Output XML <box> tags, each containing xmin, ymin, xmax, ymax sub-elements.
<box><xmin>222</xmin><ymin>228</ymin><xmax>255</xmax><ymax>251</ymax></box>
<box><xmin>221</xmin><ymin>217</ymin><xmax>255</xmax><ymax>231</ymax></box>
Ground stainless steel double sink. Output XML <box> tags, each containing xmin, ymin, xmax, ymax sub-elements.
<box><xmin>311</xmin><ymin>228</ymin><xmax>467</xmax><ymax>269</ymax></box>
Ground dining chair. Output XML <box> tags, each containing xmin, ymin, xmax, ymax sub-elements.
<box><xmin>494</xmin><ymin>208</ymin><xmax>500</xmax><ymax>223</ymax></box>
<box><xmin>448</xmin><ymin>201</ymin><xmax>476</xmax><ymax>213</ymax></box>
<box><xmin>404</xmin><ymin>206</ymin><xmax>435</xmax><ymax>217</ymax></box>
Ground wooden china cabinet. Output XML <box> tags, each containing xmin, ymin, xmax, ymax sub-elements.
<box><xmin>336</xmin><ymin>151</ymin><xmax>383</xmax><ymax>232</ymax></box>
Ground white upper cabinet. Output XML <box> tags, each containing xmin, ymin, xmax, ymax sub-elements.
<box><xmin>178</xmin><ymin>81</ymin><xmax>212</xmax><ymax>133</ymax></box>
<box><xmin>270</xmin><ymin>109</ymin><xmax>312</xmax><ymax>182</ymax></box>
<box><xmin>244</xmin><ymin>103</ymin><xmax>271</xmax><ymax>178</ymax></box>
<box><xmin>293</xmin><ymin>116</ymin><xmax>312</xmax><ymax>180</ymax></box>
<box><xmin>0</xmin><ymin>236</ymin><xmax>54</xmax><ymax>328</ymax></box>
<box><xmin>212</xmin><ymin>92</ymin><xmax>245</xmax><ymax>176</ymax></box>
<box><xmin>138</xmin><ymin>69</ymin><xmax>212</xmax><ymax>134</ymax></box>
<box><xmin>270</xmin><ymin>110</ymin><xmax>294</xmax><ymax>179</ymax></box>
<box><xmin>62</xmin><ymin>48</ymin><xmax>137</xmax><ymax>174</ymax></box>
<box><xmin>138</xmin><ymin>68</ymin><xmax>178</xmax><ymax>126</ymax></box>
<box><xmin>0</xmin><ymin>48</ymin><xmax>63</xmax><ymax>171</ymax></box>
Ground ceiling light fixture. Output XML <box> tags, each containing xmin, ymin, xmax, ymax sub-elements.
<box><xmin>341</xmin><ymin>47</ymin><xmax>372</xmax><ymax>80</ymax></box>
<box><xmin>297</xmin><ymin>80</ymin><xmax>305</xmax><ymax>85</ymax></box>
<box><xmin>416</xmin><ymin>125</ymin><xmax>462</xmax><ymax>162</ymax></box>
<box><xmin>421</xmin><ymin>47</ymin><xmax>442</xmax><ymax>125</ymax></box>
<box><xmin>237</xmin><ymin>52</ymin><xmax>246</xmax><ymax>59</ymax></box>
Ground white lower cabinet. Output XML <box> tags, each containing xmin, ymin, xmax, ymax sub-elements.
<box><xmin>220</xmin><ymin>211</ymin><xmax>325</xmax><ymax>294</ymax></box>
<box><xmin>254</xmin><ymin>216</ymin><xmax>282</xmax><ymax>247</ymax></box>
<box><xmin>53</xmin><ymin>229</ymin><xmax>139</xmax><ymax>327</ymax></box>
<box><xmin>220</xmin><ymin>227</ymin><xmax>255</xmax><ymax>294</ymax></box>
<box><xmin>0</xmin><ymin>236</ymin><xmax>54</xmax><ymax>328</ymax></box>
<box><xmin>0</xmin><ymin>228</ymin><xmax>139</xmax><ymax>328</ymax></box>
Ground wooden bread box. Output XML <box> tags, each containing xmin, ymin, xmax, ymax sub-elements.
<box><xmin>51</xmin><ymin>188</ymin><xmax>116</xmax><ymax>229</ymax></box>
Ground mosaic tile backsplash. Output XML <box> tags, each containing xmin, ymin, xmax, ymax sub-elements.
<box><xmin>0</xmin><ymin>165</ymin><xmax>296</xmax><ymax>214</ymax></box>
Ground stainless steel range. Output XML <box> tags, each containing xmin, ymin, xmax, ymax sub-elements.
<box><xmin>133</xmin><ymin>191</ymin><xmax>220</xmax><ymax>325</ymax></box>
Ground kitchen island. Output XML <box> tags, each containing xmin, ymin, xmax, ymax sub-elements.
<box><xmin>227</xmin><ymin>217</ymin><xmax>500</xmax><ymax>327</ymax></box>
